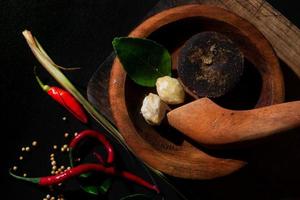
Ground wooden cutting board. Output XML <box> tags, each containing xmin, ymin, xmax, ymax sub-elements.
<box><xmin>87</xmin><ymin>0</ymin><xmax>300</xmax><ymax>124</ymax></box>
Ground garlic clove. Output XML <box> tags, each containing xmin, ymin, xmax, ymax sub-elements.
<box><xmin>141</xmin><ymin>93</ymin><xmax>168</xmax><ymax>125</ymax></box>
<box><xmin>156</xmin><ymin>76</ymin><xmax>185</xmax><ymax>104</ymax></box>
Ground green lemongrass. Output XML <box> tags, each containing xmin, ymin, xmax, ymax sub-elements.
<box><xmin>22</xmin><ymin>30</ymin><xmax>124</xmax><ymax>145</ymax></box>
<box><xmin>33</xmin><ymin>38</ymin><xmax>55</xmax><ymax>64</ymax></box>
<box><xmin>22</xmin><ymin>30</ymin><xmax>187</xmax><ymax>200</ymax></box>
<box><xmin>34</xmin><ymin>37</ymin><xmax>80</xmax><ymax>71</ymax></box>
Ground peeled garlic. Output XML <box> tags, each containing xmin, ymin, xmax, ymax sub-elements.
<box><xmin>156</xmin><ymin>76</ymin><xmax>185</xmax><ymax>104</ymax></box>
<box><xmin>141</xmin><ymin>93</ymin><xmax>168</xmax><ymax>125</ymax></box>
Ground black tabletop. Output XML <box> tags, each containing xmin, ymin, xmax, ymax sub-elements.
<box><xmin>2</xmin><ymin>1</ymin><xmax>300</xmax><ymax>199</ymax></box>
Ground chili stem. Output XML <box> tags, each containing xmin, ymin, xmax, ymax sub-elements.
<box><xmin>34</xmin><ymin>66</ymin><xmax>50</xmax><ymax>92</ymax></box>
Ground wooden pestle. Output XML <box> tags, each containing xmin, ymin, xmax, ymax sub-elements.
<box><xmin>167</xmin><ymin>98</ymin><xmax>300</xmax><ymax>146</ymax></box>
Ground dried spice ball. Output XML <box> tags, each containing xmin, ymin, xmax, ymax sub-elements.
<box><xmin>32</xmin><ymin>141</ymin><xmax>37</xmax><ymax>146</ymax></box>
<box><xmin>141</xmin><ymin>93</ymin><xmax>168</xmax><ymax>125</ymax></box>
<box><xmin>156</xmin><ymin>76</ymin><xmax>185</xmax><ymax>104</ymax></box>
<box><xmin>178</xmin><ymin>31</ymin><xmax>244</xmax><ymax>98</ymax></box>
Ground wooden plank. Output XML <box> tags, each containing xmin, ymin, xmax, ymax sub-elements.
<box><xmin>87</xmin><ymin>53</ymin><xmax>116</xmax><ymax>122</ymax></box>
<box><xmin>148</xmin><ymin>0</ymin><xmax>300</xmax><ymax>78</ymax></box>
<box><xmin>221</xmin><ymin>0</ymin><xmax>300</xmax><ymax>77</ymax></box>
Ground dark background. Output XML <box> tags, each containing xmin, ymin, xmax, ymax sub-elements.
<box><xmin>1</xmin><ymin>0</ymin><xmax>300</xmax><ymax>199</ymax></box>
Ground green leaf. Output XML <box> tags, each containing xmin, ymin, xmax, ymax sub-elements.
<box><xmin>82</xmin><ymin>185</ymin><xmax>100</xmax><ymax>195</ymax></box>
<box><xmin>112</xmin><ymin>37</ymin><xmax>171</xmax><ymax>87</ymax></box>
<box><xmin>80</xmin><ymin>176</ymin><xmax>113</xmax><ymax>195</ymax></box>
<box><xmin>98</xmin><ymin>178</ymin><xmax>113</xmax><ymax>194</ymax></box>
<box><xmin>69</xmin><ymin>147</ymin><xmax>112</xmax><ymax>195</ymax></box>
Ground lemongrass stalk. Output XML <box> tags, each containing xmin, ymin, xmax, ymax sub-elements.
<box><xmin>22</xmin><ymin>30</ymin><xmax>125</xmax><ymax>145</ymax></box>
<box><xmin>33</xmin><ymin>38</ymin><xmax>55</xmax><ymax>64</ymax></box>
<box><xmin>34</xmin><ymin>37</ymin><xmax>80</xmax><ymax>71</ymax></box>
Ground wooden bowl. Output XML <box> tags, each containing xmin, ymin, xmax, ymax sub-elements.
<box><xmin>109</xmin><ymin>5</ymin><xmax>284</xmax><ymax>179</ymax></box>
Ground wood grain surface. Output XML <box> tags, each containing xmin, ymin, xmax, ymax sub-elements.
<box><xmin>168</xmin><ymin>98</ymin><xmax>300</xmax><ymax>146</ymax></box>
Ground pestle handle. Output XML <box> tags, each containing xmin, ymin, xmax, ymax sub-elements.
<box><xmin>167</xmin><ymin>98</ymin><xmax>300</xmax><ymax>146</ymax></box>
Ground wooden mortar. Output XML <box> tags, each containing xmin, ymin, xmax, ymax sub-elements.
<box><xmin>108</xmin><ymin>5</ymin><xmax>284</xmax><ymax>179</ymax></box>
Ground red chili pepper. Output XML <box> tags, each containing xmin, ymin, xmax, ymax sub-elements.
<box><xmin>35</xmin><ymin>73</ymin><xmax>88</xmax><ymax>124</ymax></box>
<box><xmin>10</xmin><ymin>164</ymin><xmax>159</xmax><ymax>193</ymax></box>
<box><xmin>10</xmin><ymin>130</ymin><xmax>160</xmax><ymax>194</ymax></box>
<box><xmin>69</xmin><ymin>130</ymin><xmax>114</xmax><ymax>165</ymax></box>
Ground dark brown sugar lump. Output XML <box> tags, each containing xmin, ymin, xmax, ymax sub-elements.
<box><xmin>178</xmin><ymin>31</ymin><xmax>244</xmax><ymax>98</ymax></box>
